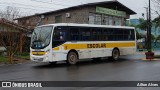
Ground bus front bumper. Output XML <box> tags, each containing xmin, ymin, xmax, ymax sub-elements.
<box><xmin>30</xmin><ymin>54</ymin><xmax>51</xmax><ymax>62</ymax></box>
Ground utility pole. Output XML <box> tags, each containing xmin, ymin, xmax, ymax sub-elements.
<box><xmin>145</xmin><ymin>0</ymin><xmax>154</xmax><ymax>60</ymax></box>
<box><xmin>144</xmin><ymin>7</ymin><xmax>149</xmax><ymax>49</ymax></box>
<box><xmin>148</xmin><ymin>0</ymin><xmax>151</xmax><ymax>51</ymax></box>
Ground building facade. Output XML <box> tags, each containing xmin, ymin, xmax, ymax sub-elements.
<box><xmin>16</xmin><ymin>1</ymin><xmax>136</xmax><ymax>29</ymax></box>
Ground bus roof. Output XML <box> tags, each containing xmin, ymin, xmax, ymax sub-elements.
<box><xmin>37</xmin><ymin>23</ymin><xmax>135</xmax><ymax>29</ymax></box>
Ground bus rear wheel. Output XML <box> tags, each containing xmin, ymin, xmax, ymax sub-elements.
<box><xmin>66</xmin><ymin>52</ymin><xmax>78</xmax><ymax>65</ymax></box>
<box><xmin>110</xmin><ymin>48</ymin><xmax>120</xmax><ymax>61</ymax></box>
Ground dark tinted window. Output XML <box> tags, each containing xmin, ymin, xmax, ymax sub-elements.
<box><xmin>53</xmin><ymin>26</ymin><xmax>68</xmax><ymax>41</ymax></box>
<box><xmin>91</xmin><ymin>28</ymin><xmax>103</xmax><ymax>41</ymax></box>
<box><xmin>69</xmin><ymin>27</ymin><xmax>79</xmax><ymax>41</ymax></box>
<box><xmin>79</xmin><ymin>27</ymin><xmax>91</xmax><ymax>41</ymax></box>
<box><xmin>103</xmin><ymin>28</ymin><xmax>135</xmax><ymax>41</ymax></box>
<box><xmin>53</xmin><ymin>26</ymin><xmax>135</xmax><ymax>41</ymax></box>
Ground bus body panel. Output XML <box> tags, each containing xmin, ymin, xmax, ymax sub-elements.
<box><xmin>50</xmin><ymin>41</ymin><xmax>136</xmax><ymax>62</ymax></box>
<box><xmin>30</xmin><ymin>23</ymin><xmax>136</xmax><ymax>63</ymax></box>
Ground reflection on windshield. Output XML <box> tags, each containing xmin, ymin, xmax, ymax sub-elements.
<box><xmin>31</xmin><ymin>26</ymin><xmax>53</xmax><ymax>49</ymax></box>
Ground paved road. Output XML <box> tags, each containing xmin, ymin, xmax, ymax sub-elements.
<box><xmin>1</xmin><ymin>54</ymin><xmax>160</xmax><ymax>90</ymax></box>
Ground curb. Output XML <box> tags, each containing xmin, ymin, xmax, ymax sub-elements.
<box><xmin>141</xmin><ymin>58</ymin><xmax>160</xmax><ymax>61</ymax></box>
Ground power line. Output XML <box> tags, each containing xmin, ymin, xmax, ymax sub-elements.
<box><xmin>31</xmin><ymin>0</ymin><xmax>73</xmax><ymax>7</ymax></box>
<box><xmin>0</xmin><ymin>2</ymin><xmax>58</xmax><ymax>10</ymax></box>
<box><xmin>0</xmin><ymin>5</ymin><xmax>46</xmax><ymax>11</ymax></box>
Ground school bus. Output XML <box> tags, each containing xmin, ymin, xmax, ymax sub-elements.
<box><xmin>30</xmin><ymin>23</ymin><xmax>136</xmax><ymax>64</ymax></box>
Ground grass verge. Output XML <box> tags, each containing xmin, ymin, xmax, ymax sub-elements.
<box><xmin>0</xmin><ymin>56</ymin><xmax>7</xmax><ymax>63</ymax></box>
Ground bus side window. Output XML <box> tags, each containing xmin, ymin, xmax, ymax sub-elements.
<box><xmin>59</xmin><ymin>31</ymin><xmax>66</xmax><ymax>40</ymax></box>
<box><xmin>80</xmin><ymin>27</ymin><xmax>91</xmax><ymax>41</ymax></box>
<box><xmin>53</xmin><ymin>26</ymin><xmax>67</xmax><ymax>41</ymax></box>
<box><xmin>102</xmin><ymin>28</ymin><xmax>108</xmax><ymax>41</ymax></box>
<box><xmin>70</xmin><ymin>27</ymin><xmax>79</xmax><ymax>41</ymax></box>
<box><xmin>130</xmin><ymin>29</ymin><xmax>135</xmax><ymax>40</ymax></box>
<box><xmin>108</xmin><ymin>29</ymin><xmax>116</xmax><ymax>41</ymax></box>
<box><xmin>123</xmin><ymin>29</ymin><xmax>130</xmax><ymax>40</ymax></box>
<box><xmin>92</xmin><ymin>29</ymin><xmax>97</xmax><ymax>41</ymax></box>
<box><xmin>117</xmin><ymin>29</ymin><xmax>124</xmax><ymax>41</ymax></box>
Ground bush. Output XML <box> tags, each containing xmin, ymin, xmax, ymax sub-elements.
<box><xmin>15</xmin><ymin>52</ymin><xmax>29</xmax><ymax>56</ymax></box>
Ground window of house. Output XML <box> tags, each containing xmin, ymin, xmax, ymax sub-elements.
<box><xmin>104</xmin><ymin>16</ymin><xmax>109</xmax><ymax>25</ymax></box>
<box><xmin>115</xmin><ymin>17</ymin><xmax>122</xmax><ymax>26</ymax></box>
<box><xmin>95</xmin><ymin>14</ymin><xmax>102</xmax><ymax>25</ymax></box>
<box><xmin>55</xmin><ymin>15</ymin><xmax>62</xmax><ymax>23</ymax></box>
<box><xmin>108</xmin><ymin>16</ymin><xmax>113</xmax><ymax>25</ymax></box>
<box><xmin>89</xmin><ymin>13</ymin><xmax>102</xmax><ymax>25</ymax></box>
<box><xmin>89</xmin><ymin>15</ymin><xmax>95</xmax><ymax>24</ymax></box>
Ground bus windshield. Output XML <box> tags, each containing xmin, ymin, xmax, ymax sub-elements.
<box><xmin>31</xmin><ymin>26</ymin><xmax>53</xmax><ymax>49</ymax></box>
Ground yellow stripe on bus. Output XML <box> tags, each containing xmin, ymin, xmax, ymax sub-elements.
<box><xmin>32</xmin><ymin>51</ymin><xmax>46</xmax><ymax>55</ymax></box>
<box><xmin>63</xmin><ymin>42</ymin><xmax>135</xmax><ymax>50</ymax></box>
<box><xmin>106</xmin><ymin>42</ymin><xmax>135</xmax><ymax>48</ymax></box>
<box><xmin>63</xmin><ymin>44</ymin><xmax>87</xmax><ymax>50</ymax></box>
<box><xmin>53</xmin><ymin>47</ymin><xmax>59</xmax><ymax>50</ymax></box>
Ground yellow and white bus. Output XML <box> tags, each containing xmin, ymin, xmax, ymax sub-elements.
<box><xmin>30</xmin><ymin>23</ymin><xmax>136</xmax><ymax>64</ymax></box>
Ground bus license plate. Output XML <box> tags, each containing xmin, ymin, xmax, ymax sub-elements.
<box><xmin>34</xmin><ymin>58</ymin><xmax>43</xmax><ymax>61</ymax></box>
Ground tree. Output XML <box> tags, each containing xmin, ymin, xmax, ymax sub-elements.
<box><xmin>135</xmin><ymin>18</ymin><xmax>149</xmax><ymax>48</ymax></box>
<box><xmin>152</xmin><ymin>0</ymin><xmax>160</xmax><ymax>27</ymax></box>
<box><xmin>151</xmin><ymin>34</ymin><xmax>155</xmax><ymax>40</ymax></box>
<box><xmin>136</xmin><ymin>18</ymin><xmax>148</xmax><ymax>30</ymax></box>
<box><xmin>0</xmin><ymin>6</ymin><xmax>21</xmax><ymax>21</ymax></box>
<box><xmin>0</xmin><ymin>7</ymin><xmax>28</xmax><ymax>63</ymax></box>
<box><xmin>136</xmin><ymin>31</ymin><xmax>142</xmax><ymax>40</ymax></box>
<box><xmin>154</xmin><ymin>35</ymin><xmax>160</xmax><ymax>46</ymax></box>
<box><xmin>127</xmin><ymin>22</ymin><xmax>142</xmax><ymax>40</ymax></box>
<box><xmin>153</xmin><ymin>16</ymin><xmax>160</xmax><ymax>27</ymax></box>
<box><xmin>153</xmin><ymin>16</ymin><xmax>160</xmax><ymax>46</ymax></box>
<box><xmin>152</xmin><ymin>0</ymin><xmax>160</xmax><ymax>13</ymax></box>
<box><xmin>157</xmin><ymin>35</ymin><xmax>160</xmax><ymax>39</ymax></box>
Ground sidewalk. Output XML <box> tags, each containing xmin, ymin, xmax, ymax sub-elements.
<box><xmin>137</xmin><ymin>49</ymin><xmax>160</xmax><ymax>54</ymax></box>
<box><xmin>137</xmin><ymin>50</ymin><xmax>160</xmax><ymax>60</ymax></box>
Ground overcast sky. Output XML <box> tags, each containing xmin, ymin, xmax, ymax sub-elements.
<box><xmin>0</xmin><ymin>0</ymin><xmax>158</xmax><ymax>19</ymax></box>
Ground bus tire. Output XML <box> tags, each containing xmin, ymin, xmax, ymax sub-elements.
<box><xmin>110</xmin><ymin>48</ymin><xmax>120</xmax><ymax>61</ymax></box>
<box><xmin>66</xmin><ymin>52</ymin><xmax>78</xmax><ymax>65</ymax></box>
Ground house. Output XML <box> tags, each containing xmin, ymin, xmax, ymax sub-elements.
<box><xmin>0</xmin><ymin>18</ymin><xmax>29</xmax><ymax>53</ymax></box>
<box><xmin>16</xmin><ymin>0</ymin><xmax>136</xmax><ymax>29</ymax></box>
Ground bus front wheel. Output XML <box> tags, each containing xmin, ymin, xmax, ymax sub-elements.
<box><xmin>66</xmin><ymin>52</ymin><xmax>78</xmax><ymax>65</ymax></box>
<box><xmin>109</xmin><ymin>48</ymin><xmax>120</xmax><ymax>61</ymax></box>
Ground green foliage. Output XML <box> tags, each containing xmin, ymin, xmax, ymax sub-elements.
<box><xmin>127</xmin><ymin>22</ymin><xmax>142</xmax><ymax>40</ymax></box>
<box><xmin>15</xmin><ymin>52</ymin><xmax>29</xmax><ymax>60</ymax></box>
<box><xmin>136</xmin><ymin>18</ymin><xmax>148</xmax><ymax>30</ymax></box>
<box><xmin>136</xmin><ymin>31</ymin><xmax>141</xmax><ymax>40</ymax></box>
<box><xmin>156</xmin><ymin>35</ymin><xmax>160</xmax><ymax>40</ymax></box>
<box><xmin>153</xmin><ymin>16</ymin><xmax>160</xmax><ymax>28</ymax></box>
<box><xmin>0</xmin><ymin>56</ymin><xmax>7</xmax><ymax>63</ymax></box>
<box><xmin>151</xmin><ymin>34</ymin><xmax>155</xmax><ymax>40</ymax></box>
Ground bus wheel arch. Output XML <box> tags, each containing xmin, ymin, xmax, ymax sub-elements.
<box><xmin>66</xmin><ymin>49</ymin><xmax>79</xmax><ymax>65</ymax></box>
<box><xmin>110</xmin><ymin>47</ymin><xmax>120</xmax><ymax>61</ymax></box>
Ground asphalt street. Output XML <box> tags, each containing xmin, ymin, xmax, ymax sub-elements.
<box><xmin>1</xmin><ymin>53</ymin><xmax>160</xmax><ymax>90</ymax></box>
